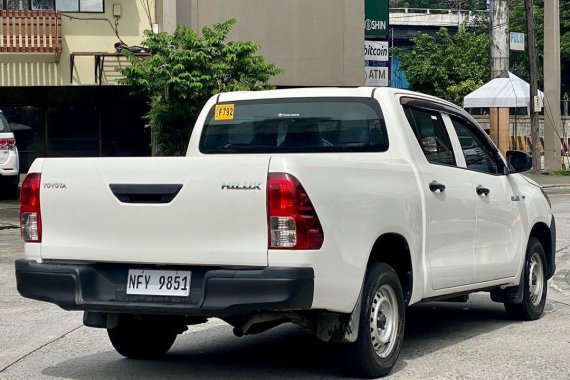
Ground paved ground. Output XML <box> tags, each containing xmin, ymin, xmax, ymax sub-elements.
<box><xmin>0</xmin><ymin>199</ymin><xmax>18</xmax><ymax>229</ymax></box>
<box><xmin>1</xmin><ymin>176</ymin><xmax>569</xmax><ymax>379</ymax></box>
<box><xmin>526</xmin><ymin>173</ymin><xmax>570</xmax><ymax>194</ymax></box>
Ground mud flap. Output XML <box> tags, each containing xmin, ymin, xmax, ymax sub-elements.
<box><xmin>490</xmin><ymin>281</ymin><xmax>524</xmax><ymax>304</ymax></box>
<box><xmin>316</xmin><ymin>288</ymin><xmax>362</xmax><ymax>343</ymax></box>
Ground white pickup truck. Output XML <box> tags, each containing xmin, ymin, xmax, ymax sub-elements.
<box><xmin>16</xmin><ymin>88</ymin><xmax>555</xmax><ymax>378</ymax></box>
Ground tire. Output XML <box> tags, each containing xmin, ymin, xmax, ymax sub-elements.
<box><xmin>505</xmin><ymin>237</ymin><xmax>547</xmax><ymax>320</ymax></box>
<box><xmin>347</xmin><ymin>263</ymin><xmax>405</xmax><ymax>378</ymax></box>
<box><xmin>107</xmin><ymin>315</ymin><xmax>178</xmax><ymax>359</ymax></box>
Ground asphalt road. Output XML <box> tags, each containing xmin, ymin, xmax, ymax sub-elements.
<box><xmin>1</xmin><ymin>192</ymin><xmax>570</xmax><ymax>379</ymax></box>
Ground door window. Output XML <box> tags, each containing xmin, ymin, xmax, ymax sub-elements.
<box><xmin>450</xmin><ymin>116</ymin><xmax>501</xmax><ymax>174</ymax></box>
<box><xmin>404</xmin><ymin>107</ymin><xmax>456</xmax><ymax>166</ymax></box>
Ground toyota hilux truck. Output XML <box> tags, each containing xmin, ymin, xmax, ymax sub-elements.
<box><xmin>15</xmin><ymin>88</ymin><xmax>555</xmax><ymax>378</ymax></box>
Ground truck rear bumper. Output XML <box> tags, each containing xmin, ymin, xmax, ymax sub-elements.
<box><xmin>15</xmin><ymin>259</ymin><xmax>314</xmax><ymax>317</ymax></box>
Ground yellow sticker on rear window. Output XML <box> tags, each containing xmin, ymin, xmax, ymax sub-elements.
<box><xmin>214</xmin><ymin>104</ymin><xmax>235</xmax><ymax>121</ymax></box>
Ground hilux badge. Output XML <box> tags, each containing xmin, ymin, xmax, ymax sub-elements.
<box><xmin>221</xmin><ymin>182</ymin><xmax>262</xmax><ymax>190</ymax></box>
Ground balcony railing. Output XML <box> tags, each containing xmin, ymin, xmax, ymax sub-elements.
<box><xmin>0</xmin><ymin>10</ymin><xmax>62</xmax><ymax>56</ymax></box>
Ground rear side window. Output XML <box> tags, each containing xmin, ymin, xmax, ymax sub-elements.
<box><xmin>403</xmin><ymin>107</ymin><xmax>456</xmax><ymax>166</ymax></box>
<box><xmin>199</xmin><ymin>98</ymin><xmax>388</xmax><ymax>154</ymax></box>
<box><xmin>0</xmin><ymin>113</ymin><xmax>10</xmax><ymax>133</ymax></box>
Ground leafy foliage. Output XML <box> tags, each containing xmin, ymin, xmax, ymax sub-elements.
<box><xmin>118</xmin><ymin>19</ymin><xmax>282</xmax><ymax>156</ymax></box>
<box><xmin>508</xmin><ymin>0</ymin><xmax>544</xmax><ymax>85</ymax></box>
<box><xmin>391</xmin><ymin>0</ymin><xmax>570</xmax><ymax>94</ymax></box>
<box><xmin>509</xmin><ymin>0</ymin><xmax>570</xmax><ymax>94</ymax></box>
<box><xmin>392</xmin><ymin>27</ymin><xmax>489</xmax><ymax>105</ymax></box>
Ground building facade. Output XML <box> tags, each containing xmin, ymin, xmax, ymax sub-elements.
<box><xmin>156</xmin><ymin>0</ymin><xmax>365</xmax><ymax>87</ymax></box>
<box><xmin>0</xmin><ymin>1</ymin><xmax>154</xmax><ymax>171</ymax></box>
<box><xmin>1</xmin><ymin>0</ymin><xmax>154</xmax><ymax>86</ymax></box>
<box><xmin>2</xmin><ymin>0</ymin><xmax>376</xmax><ymax>171</ymax></box>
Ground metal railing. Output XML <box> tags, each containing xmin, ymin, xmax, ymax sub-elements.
<box><xmin>0</xmin><ymin>10</ymin><xmax>62</xmax><ymax>54</ymax></box>
<box><xmin>390</xmin><ymin>8</ymin><xmax>488</xmax><ymax>16</ymax></box>
<box><xmin>389</xmin><ymin>8</ymin><xmax>488</xmax><ymax>27</ymax></box>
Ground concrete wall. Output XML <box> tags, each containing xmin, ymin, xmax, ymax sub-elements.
<box><xmin>173</xmin><ymin>0</ymin><xmax>364</xmax><ymax>87</ymax></box>
<box><xmin>0</xmin><ymin>1</ymin><xmax>153</xmax><ymax>86</ymax></box>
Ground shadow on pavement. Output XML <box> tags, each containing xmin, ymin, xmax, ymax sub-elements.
<box><xmin>41</xmin><ymin>294</ymin><xmax>528</xmax><ymax>379</ymax></box>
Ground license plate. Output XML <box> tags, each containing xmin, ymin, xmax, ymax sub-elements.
<box><xmin>126</xmin><ymin>269</ymin><xmax>191</xmax><ymax>296</ymax></box>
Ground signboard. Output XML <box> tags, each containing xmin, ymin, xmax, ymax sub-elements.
<box><xmin>510</xmin><ymin>32</ymin><xmax>525</xmax><ymax>51</ymax></box>
<box><xmin>365</xmin><ymin>0</ymin><xmax>389</xmax><ymax>37</ymax></box>
<box><xmin>365</xmin><ymin>40</ymin><xmax>389</xmax><ymax>86</ymax></box>
<box><xmin>365</xmin><ymin>40</ymin><xmax>389</xmax><ymax>62</ymax></box>
<box><xmin>534</xmin><ymin>95</ymin><xmax>543</xmax><ymax>112</ymax></box>
<box><xmin>365</xmin><ymin>61</ymin><xmax>389</xmax><ymax>87</ymax></box>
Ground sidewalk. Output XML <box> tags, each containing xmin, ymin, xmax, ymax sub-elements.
<box><xmin>525</xmin><ymin>174</ymin><xmax>570</xmax><ymax>192</ymax></box>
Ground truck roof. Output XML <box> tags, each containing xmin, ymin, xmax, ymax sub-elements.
<box><xmin>216</xmin><ymin>87</ymin><xmax>458</xmax><ymax>109</ymax></box>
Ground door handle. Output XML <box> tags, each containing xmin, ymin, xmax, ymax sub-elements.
<box><xmin>429</xmin><ymin>181</ymin><xmax>446</xmax><ymax>193</ymax></box>
<box><xmin>476</xmin><ymin>185</ymin><xmax>490</xmax><ymax>196</ymax></box>
<box><xmin>109</xmin><ymin>184</ymin><xmax>183</xmax><ymax>204</ymax></box>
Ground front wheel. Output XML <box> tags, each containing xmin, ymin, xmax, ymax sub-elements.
<box><xmin>347</xmin><ymin>263</ymin><xmax>405</xmax><ymax>378</ymax></box>
<box><xmin>107</xmin><ymin>314</ymin><xmax>178</xmax><ymax>359</ymax></box>
<box><xmin>505</xmin><ymin>237</ymin><xmax>547</xmax><ymax>320</ymax></box>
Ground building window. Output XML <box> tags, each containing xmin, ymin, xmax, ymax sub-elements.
<box><xmin>32</xmin><ymin>0</ymin><xmax>54</xmax><ymax>10</ymax></box>
<box><xmin>57</xmin><ymin>0</ymin><xmax>103</xmax><ymax>12</ymax></box>
<box><xmin>1</xmin><ymin>0</ymin><xmax>103</xmax><ymax>12</ymax></box>
<box><xmin>5</xmin><ymin>0</ymin><xmax>30</xmax><ymax>9</ymax></box>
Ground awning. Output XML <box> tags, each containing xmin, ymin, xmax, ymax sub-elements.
<box><xmin>463</xmin><ymin>71</ymin><xmax>543</xmax><ymax>109</ymax></box>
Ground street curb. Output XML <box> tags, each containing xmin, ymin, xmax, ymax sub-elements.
<box><xmin>541</xmin><ymin>184</ymin><xmax>570</xmax><ymax>188</ymax></box>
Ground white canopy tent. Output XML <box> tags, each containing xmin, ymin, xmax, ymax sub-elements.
<box><xmin>463</xmin><ymin>71</ymin><xmax>543</xmax><ymax>110</ymax></box>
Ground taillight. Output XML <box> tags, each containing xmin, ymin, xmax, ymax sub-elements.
<box><xmin>0</xmin><ymin>138</ymin><xmax>16</xmax><ymax>148</ymax></box>
<box><xmin>20</xmin><ymin>173</ymin><xmax>42</xmax><ymax>242</ymax></box>
<box><xmin>267</xmin><ymin>172</ymin><xmax>324</xmax><ymax>250</ymax></box>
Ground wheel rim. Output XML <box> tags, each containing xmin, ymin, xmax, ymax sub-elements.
<box><xmin>529</xmin><ymin>252</ymin><xmax>545</xmax><ymax>307</ymax></box>
<box><xmin>370</xmin><ymin>284</ymin><xmax>399</xmax><ymax>358</ymax></box>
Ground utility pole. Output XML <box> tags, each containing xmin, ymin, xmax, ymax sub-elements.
<box><xmin>489</xmin><ymin>0</ymin><xmax>509</xmax><ymax>155</ymax></box>
<box><xmin>526</xmin><ymin>0</ymin><xmax>541</xmax><ymax>173</ymax></box>
<box><xmin>489</xmin><ymin>0</ymin><xmax>509</xmax><ymax>78</ymax></box>
<box><xmin>543</xmin><ymin>0</ymin><xmax>561</xmax><ymax>171</ymax></box>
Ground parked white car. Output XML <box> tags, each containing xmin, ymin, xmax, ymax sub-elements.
<box><xmin>16</xmin><ymin>88</ymin><xmax>555</xmax><ymax>378</ymax></box>
<box><xmin>0</xmin><ymin>110</ymin><xmax>19</xmax><ymax>198</ymax></box>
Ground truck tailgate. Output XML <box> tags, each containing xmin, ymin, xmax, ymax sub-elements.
<box><xmin>38</xmin><ymin>157</ymin><xmax>269</xmax><ymax>266</ymax></box>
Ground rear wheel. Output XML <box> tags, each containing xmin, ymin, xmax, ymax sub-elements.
<box><xmin>107</xmin><ymin>315</ymin><xmax>178</xmax><ymax>359</ymax></box>
<box><xmin>347</xmin><ymin>263</ymin><xmax>405</xmax><ymax>378</ymax></box>
<box><xmin>505</xmin><ymin>237</ymin><xmax>547</xmax><ymax>320</ymax></box>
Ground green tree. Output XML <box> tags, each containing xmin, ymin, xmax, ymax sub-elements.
<box><xmin>508</xmin><ymin>0</ymin><xmax>544</xmax><ymax>85</ymax></box>
<box><xmin>393</xmin><ymin>27</ymin><xmax>489</xmax><ymax>105</ymax></box>
<box><xmin>118</xmin><ymin>19</ymin><xmax>282</xmax><ymax>156</ymax></box>
<box><xmin>509</xmin><ymin>0</ymin><xmax>570</xmax><ymax>94</ymax></box>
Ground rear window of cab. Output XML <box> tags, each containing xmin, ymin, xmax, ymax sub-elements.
<box><xmin>199</xmin><ymin>97</ymin><xmax>388</xmax><ymax>154</ymax></box>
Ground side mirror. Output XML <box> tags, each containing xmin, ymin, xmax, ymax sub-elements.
<box><xmin>506</xmin><ymin>150</ymin><xmax>533</xmax><ymax>173</ymax></box>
